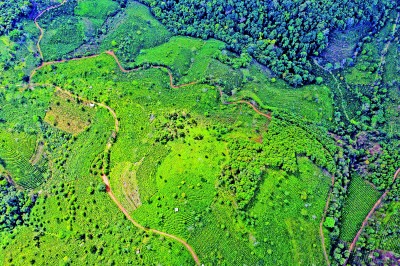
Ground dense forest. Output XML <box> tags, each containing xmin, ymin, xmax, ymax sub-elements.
<box><xmin>139</xmin><ymin>0</ymin><xmax>395</xmax><ymax>86</ymax></box>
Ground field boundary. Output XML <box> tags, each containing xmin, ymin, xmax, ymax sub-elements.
<box><xmin>342</xmin><ymin>168</ymin><xmax>400</xmax><ymax>266</ymax></box>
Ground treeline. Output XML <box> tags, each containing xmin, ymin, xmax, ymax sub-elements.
<box><xmin>219</xmin><ymin>113</ymin><xmax>337</xmax><ymax>210</ymax></box>
<box><xmin>139</xmin><ymin>0</ymin><xmax>395</xmax><ymax>86</ymax></box>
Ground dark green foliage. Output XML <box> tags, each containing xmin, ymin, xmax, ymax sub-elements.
<box><xmin>0</xmin><ymin>1</ymin><xmax>31</xmax><ymax>35</ymax></box>
<box><xmin>0</xmin><ymin>174</ymin><xmax>35</xmax><ymax>231</ymax></box>
<box><xmin>153</xmin><ymin>111</ymin><xmax>196</xmax><ymax>144</ymax></box>
<box><xmin>140</xmin><ymin>0</ymin><xmax>395</xmax><ymax>85</ymax></box>
<box><xmin>97</xmin><ymin>183</ymin><xmax>106</xmax><ymax>192</ymax></box>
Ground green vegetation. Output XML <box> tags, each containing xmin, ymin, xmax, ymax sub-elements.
<box><xmin>100</xmin><ymin>2</ymin><xmax>172</xmax><ymax>65</ymax></box>
<box><xmin>74</xmin><ymin>0</ymin><xmax>119</xmax><ymax>20</ymax></box>
<box><xmin>0</xmin><ymin>174</ymin><xmax>35</xmax><ymax>232</ymax></box>
<box><xmin>340</xmin><ymin>175</ymin><xmax>381</xmax><ymax>242</ymax></box>
<box><xmin>0</xmin><ymin>177</ymin><xmax>193</xmax><ymax>265</ymax></box>
<box><xmin>0</xmin><ymin>1</ymin><xmax>399</xmax><ymax>266</ymax></box>
<box><xmin>0</xmin><ymin>1</ymin><xmax>31</xmax><ymax>35</ymax></box>
<box><xmin>44</xmin><ymin>90</ymin><xmax>95</xmax><ymax>134</ymax></box>
<box><xmin>139</xmin><ymin>0</ymin><xmax>395</xmax><ymax>85</ymax></box>
<box><xmin>249</xmin><ymin>157</ymin><xmax>331</xmax><ymax>265</ymax></box>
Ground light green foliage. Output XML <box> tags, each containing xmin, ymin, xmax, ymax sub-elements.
<box><xmin>324</xmin><ymin>217</ymin><xmax>335</xmax><ymax>228</ymax></box>
<box><xmin>40</xmin><ymin>15</ymin><xmax>86</xmax><ymax>60</ymax></box>
<box><xmin>26</xmin><ymin>47</ymin><xmax>336</xmax><ymax>264</ymax></box>
<box><xmin>74</xmin><ymin>0</ymin><xmax>119</xmax><ymax>20</ymax></box>
<box><xmin>0</xmin><ymin>0</ymin><xmax>347</xmax><ymax>262</ymax></box>
<box><xmin>371</xmin><ymin>201</ymin><xmax>400</xmax><ymax>252</ymax></box>
<box><xmin>134</xmin><ymin>36</ymin><xmax>225</xmax><ymax>83</ymax></box>
<box><xmin>340</xmin><ymin>175</ymin><xmax>381</xmax><ymax>241</ymax></box>
<box><xmin>0</xmin><ymin>176</ymin><xmax>192</xmax><ymax>265</ymax></box>
<box><xmin>44</xmin><ymin>91</ymin><xmax>95</xmax><ymax>134</ymax></box>
<box><xmin>249</xmin><ymin>157</ymin><xmax>331</xmax><ymax>265</ymax></box>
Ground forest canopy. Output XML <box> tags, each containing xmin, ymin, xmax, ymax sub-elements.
<box><xmin>140</xmin><ymin>0</ymin><xmax>395</xmax><ymax>86</ymax></box>
<box><xmin>0</xmin><ymin>1</ymin><xmax>32</xmax><ymax>35</ymax></box>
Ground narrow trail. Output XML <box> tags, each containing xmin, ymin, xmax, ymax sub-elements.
<box><xmin>29</xmin><ymin>53</ymin><xmax>102</xmax><ymax>84</ymax></box>
<box><xmin>37</xmin><ymin>81</ymin><xmax>201</xmax><ymax>265</ymax></box>
<box><xmin>32</xmin><ymin>3</ymin><xmax>202</xmax><ymax>262</ymax></box>
<box><xmin>319</xmin><ymin>174</ymin><xmax>336</xmax><ymax>266</ymax></box>
<box><xmin>105</xmin><ymin>50</ymin><xmax>198</xmax><ymax>89</ymax></box>
<box><xmin>217</xmin><ymin>86</ymin><xmax>272</xmax><ymax>119</ymax></box>
<box><xmin>341</xmin><ymin>14</ymin><xmax>400</xmax><ymax>265</ymax></box>
<box><xmin>342</xmin><ymin>168</ymin><xmax>400</xmax><ymax>266</ymax></box>
<box><xmin>29</xmin><ymin>2</ymin><xmax>274</xmax><ymax>265</ymax></box>
<box><xmin>101</xmin><ymin>174</ymin><xmax>201</xmax><ymax>265</ymax></box>
<box><xmin>34</xmin><ymin>0</ymin><xmax>68</xmax><ymax>60</ymax></box>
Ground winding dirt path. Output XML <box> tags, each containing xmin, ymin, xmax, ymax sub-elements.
<box><xmin>217</xmin><ymin>86</ymin><xmax>272</xmax><ymax>119</ymax></box>
<box><xmin>29</xmin><ymin>54</ymin><xmax>102</xmax><ymax>84</ymax></box>
<box><xmin>340</xmin><ymin>14</ymin><xmax>400</xmax><ymax>265</ymax></box>
<box><xmin>101</xmin><ymin>174</ymin><xmax>200</xmax><ymax>265</ymax></box>
<box><xmin>342</xmin><ymin>168</ymin><xmax>400</xmax><ymax>266</ymax></box>
<box><xmin>35</xmin><ymin>81</ymin><xmax>201</xmax><ymax>264</ymax></box>
<box><xmin>32</xmin><ymin>2</ymin><xmax>201</xmax><ymax>259</ymax></box>
<box><xmin>34</xmin><ymin>0</ymin><xmax>68</xmax><ymax>60</ymax></box>
<box><xmin>29</xmin><ymin>2</ymin><xmax>275</xmax><ymax>265</ymax></box>
<box><xmin>105</xmin><ymin>50</ymin><xmax>198</xmax><ymax>89</ymax></box>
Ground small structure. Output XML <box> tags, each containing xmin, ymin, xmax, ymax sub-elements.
<box><xmin>174</xmin><ymin>208</ymin><xmax>179</xmax><ymax>212</ymax></box>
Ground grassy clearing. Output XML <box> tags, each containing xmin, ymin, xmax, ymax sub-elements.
<box><xmin>44</xmin><ymin>90</ymin><xmax>95</xmax><ymax>134</ymax></box>
<box><xmin>110</xmin><ymin>161</ymin><xmax>143</xmax><ymax>212</ymax></box>
<box><xmin>340</xmin><ymin>175</ymin><xmax>381</xmax><ymax>242</ymax></box>
<box><xmin>322</xmin><ymin>23</ymin><xmax>370</xmax><ymax>64</ymax></box>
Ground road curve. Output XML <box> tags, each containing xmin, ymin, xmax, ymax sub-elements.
<box><xmin>102</xmin><ymin>175</ymin><xmax>201</xmax><ymax>265</ymax></box>
<box><xmin>34</xmin><ymin>0</ymin><xmax>68</xmax><ymax>60</ymax></box>
<box><xmin>30</xmin><ymin>2</ymin><xmax>273</xmax><ymax>265</ymax></box>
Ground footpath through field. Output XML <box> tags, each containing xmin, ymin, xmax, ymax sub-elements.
<box><xmin>29</xmin><ymin>1</ymin><xmax>272</xmax><ymax>265</ymax></box>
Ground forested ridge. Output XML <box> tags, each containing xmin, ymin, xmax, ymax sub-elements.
<box><xmin>139</xmin><ymin>0</ymin><xmax>395</xmax><ymax>85</ymax></box>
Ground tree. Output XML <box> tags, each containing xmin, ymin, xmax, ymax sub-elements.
<box><xmin>97</xmin><ymin>183</ymin><xmax>106</xmax><ymax>193</ymax></box>
<box><xmin>315</xmin><ymin>76</ymin><xmax>323</xmax><ymax>84</ymax></box>
<box><xmin>324</xmin><ymin>217</ymin><xmax>335</xmax><ymax>228</ymax></box>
